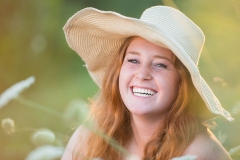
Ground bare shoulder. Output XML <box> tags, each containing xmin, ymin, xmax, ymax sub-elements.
<box><xmin>183</xmin><ymin>128</ymin><xmax>232</xmax><ymax>160</ymax></box>
<box><xmin>61</xmin><ymin>125</ymin><xmax>90</xmax><ymax>160</ymax></box>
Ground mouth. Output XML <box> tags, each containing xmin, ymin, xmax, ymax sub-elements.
<box><xmin>132</xmin><ymin>87</ymin><xmax>157</xmax><ymax>97</ymax></box>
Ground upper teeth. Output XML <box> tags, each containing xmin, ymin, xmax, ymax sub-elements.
<box><xmin>132</xmin><ymin>87</ymin><xmax>156</xmax><ymax>97</ymax></box>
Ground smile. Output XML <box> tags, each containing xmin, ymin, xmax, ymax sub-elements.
<box><xmin>132</xmin><ymin>87</ymin><xmax>157</xmax><ymax>97</ymax></box>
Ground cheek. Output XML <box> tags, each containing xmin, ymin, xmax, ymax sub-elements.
<box><xmin>119</xmin><ymin>65</ymin><xmax>133</xmax><ymax>85</ymax></box>
<box><xmin>119</xmin><ymin>66</ymin><xmax>135</xmax><ymax>96</ymax></box>
<box><xmin>170</xmin><ymin>73</ymin><xmax>181</xmax><ymax>99</ymax></box>
<box><xmin>119</xmin><ymin>67</ymin><xmax>127</xmax><ymax>93</ymax></box>
<box><xmin>119</xmin><ymin>68</ymin><xmax>131</xmax><ymax>104</ymax></box>
<box><xmin>159</xmin><ymin>72</ymin><xmax>180</xmax><ymax>99</ymax></box>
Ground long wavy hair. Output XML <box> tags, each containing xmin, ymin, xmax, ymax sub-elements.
<box><xmin>74</xmin><ymin>37</ymin><xmax>212</xmax><ymax>160</ymax></box>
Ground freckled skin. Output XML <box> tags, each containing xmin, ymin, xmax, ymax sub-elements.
<box><xmin>119</xmin><ymin>37</ymin><xmax>180</xmax><ymax>119</ymax></box>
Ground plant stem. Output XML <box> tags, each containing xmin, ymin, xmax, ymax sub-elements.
<box><xmin>16</xmin><ymin>97</ymin><xmax>129</xmax><ymax>156</ymax></box>
<box><xmin>16</xmin><ymin>97</ymin><xmax>62</xmax><ymax>118</ymax></box>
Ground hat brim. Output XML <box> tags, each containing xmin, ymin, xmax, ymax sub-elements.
<box><xmin>63</xmin><ymin>7</ymin><xmax>233</xmax><ymax>122</ymax></box>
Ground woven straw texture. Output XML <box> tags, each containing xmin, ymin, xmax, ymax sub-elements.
<box><xmin>63</xmin><ymin>6</ymin><xmax>233</xmax><ymax>122</ymax></box>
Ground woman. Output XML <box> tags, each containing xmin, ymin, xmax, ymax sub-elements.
<box><xmin>62</xmin><ymin>6</ymin><xmax>233</xmax><ymax>160</ymax></box>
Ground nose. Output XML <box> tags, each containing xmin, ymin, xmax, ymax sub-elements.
<box><xmin>135</xmin><ymin>66</ymin><xmax>152</xmax><ymax>80</ymax></box>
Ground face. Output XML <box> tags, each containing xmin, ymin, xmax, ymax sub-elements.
<box><xmin>119</xmin><ymin>37</ymin><xmax>180</xmax><ymax>118</ymax></box>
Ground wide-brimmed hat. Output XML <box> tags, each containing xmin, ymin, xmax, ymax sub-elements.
<box><xmin>63</xmin><ymin>6</ymin><xmax>233</xmax><ymax>122</ymax></box>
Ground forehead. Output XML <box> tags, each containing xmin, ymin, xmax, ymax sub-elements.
<box><xmin>126</xmin><ymin>37</ymin><xmax>175</xmax><ymax>61</ymax></box>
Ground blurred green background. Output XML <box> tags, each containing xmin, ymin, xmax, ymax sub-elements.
<box><xmin>0</xmin><ymin>0</ymin><xmax>240</xmax><ymax>159</ymax></box>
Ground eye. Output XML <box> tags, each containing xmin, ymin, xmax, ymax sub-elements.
<box><xmin>154</xmin><ymin>63</ymin><xmax>168</xmax><ymax>69</ymax></box>
<box><xmin>127</xmin><ymin>59</ymin><xmax>139</xmax><ymax>64</ymax></box>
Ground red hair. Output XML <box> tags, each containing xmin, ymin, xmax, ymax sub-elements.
<box><xmin>74</xmin><ymin>37</ymin><xmax>211</xmax><ymax>160</ymax></box>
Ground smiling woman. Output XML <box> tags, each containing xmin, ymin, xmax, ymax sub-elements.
<box><xmin>61</xmin><ymin>6</ymin><xmax>233</xmax><ymax>160</ymax></box>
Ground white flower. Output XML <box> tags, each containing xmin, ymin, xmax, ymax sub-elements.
<box><xmin>63</xmin><ymin>99</ymin><xmax>89</xmax><ymax>123</ymax></box>
<box><xmin>1</xmin><ymin>118</ymin><xmax>15</xmax><ymax>134</ymax></box>
<box><xmin>217</xmin><ymin>131</ymin><xmax>227</xmax><ymax>144</ymax></box>
<box><xmin>171</xmin><ymin>155</ymin><xmax>197</xmax><ymax>160</ymax></box>
<box><xmin>231</xmin><ymin>101</ymin><xmax>240</xmax><ymax>115</ymax></box>
<box><xmin>213</xmin><ymin>77</ymin><xmax>227</xmax><ymax>86</ymax></box>
<box><xmin>228</xmin><ymin>145</ymin><xmax>240</xmax><ymax>155</ymax></box>
<box><xmin>0</xmin><ymin>76</ymin><xmax>35</xmax><ymax>109</ymax></box>
<box><xmin>25</xmin><ymin>145</ymin><xmax>64</xmax><ymax>160</ymax></box>
<box><xmin>31</xmin><ymin>129</ymin><xmax>56</xmax><ymax>146</ymax></box>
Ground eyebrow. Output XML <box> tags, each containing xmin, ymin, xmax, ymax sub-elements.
<box><xmin>154</xmin><ymin>55</ymin><xmax>172</xmax><ymax>63</ymax></box>
<box><xmin>127</xmin><ymin>51</ymin><xmax>172</xmax><ymax>63</ymax></box>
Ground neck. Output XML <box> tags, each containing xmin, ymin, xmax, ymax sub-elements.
<box><xmin>127</xmin><ymin>114</ymin><xmax>166</xmax><ymax>157</ymax></box>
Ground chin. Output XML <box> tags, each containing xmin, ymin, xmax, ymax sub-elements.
<box><xmin>128</xmin><ymin>108</ymin><xmax>156</xmax><ymax>116</ymax></box>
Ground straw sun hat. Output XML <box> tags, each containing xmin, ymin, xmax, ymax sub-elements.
<box><xmin>63</xmin><ymin>6</ymin><xmax>233</xmax><ymax>122</ymax></box>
